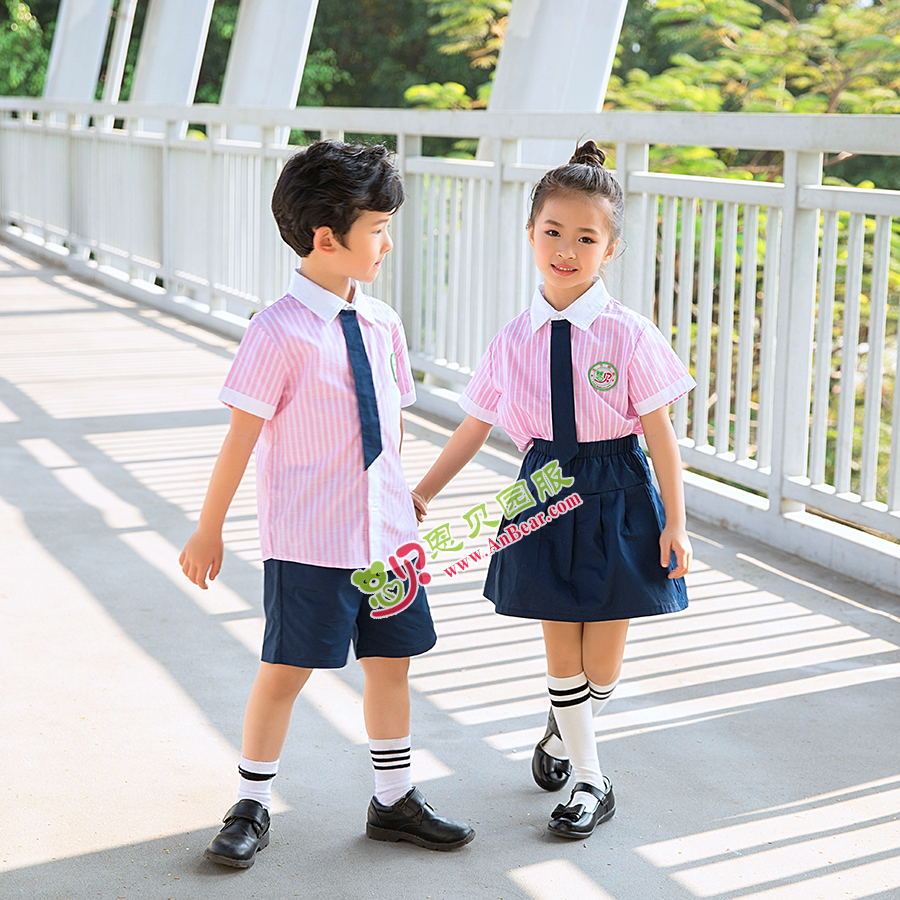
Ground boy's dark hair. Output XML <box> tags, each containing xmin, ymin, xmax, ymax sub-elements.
<box><xmin>271</xmin><ymin>141</ymin><xmax>404</xmax><ymax>257</ymax></box>
<box><xmin>527</xmin><ymin>140</ymin><xmax>625</xmax><ymax>243</ymax></box>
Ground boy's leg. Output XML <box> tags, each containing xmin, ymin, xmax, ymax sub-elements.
<box><xmin>205</xmin><ymin>662</ymin><xmax>311</xmax><ymax>868</ymax></box>
<box><xmin>361</xmin><ymin>656</ymin><xmax>474</xmax><ymax>851</ymax></box>
<box><xmin>360</xmin><ymin>656</ymin><xmax>413</xmax><ymax>806</ymax></box>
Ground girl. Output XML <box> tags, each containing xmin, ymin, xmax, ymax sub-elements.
<box><xmin>411</xmin><ymin>142</ymin><xmax>694</xmax><ymax>839</ymax></box>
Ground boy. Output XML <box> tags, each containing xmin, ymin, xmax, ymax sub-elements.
<box><xmin>179</xmin><ymin>141</ymin><xmax>474</xmax><ymax>868</ymax></box>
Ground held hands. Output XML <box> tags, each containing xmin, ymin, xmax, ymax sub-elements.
<box><xmin>179</xmin><ymin>528</ymin><xmax>224</xmax><ymax>590</ymax></box>
<box><xmin>660</xmin><ymin>525</ymin><xmax>692</xmax><ymax>579</ymax></box>
<box><xmin>411</xmin><ymin>490</ymin><xmax>428</xmax><ymax>523</ymax></box>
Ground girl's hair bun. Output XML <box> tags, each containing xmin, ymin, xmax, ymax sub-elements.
<box><xmin>569</xmin><ymin>140</ymin><xmax>606</xmax><ymax>168</ymax></box>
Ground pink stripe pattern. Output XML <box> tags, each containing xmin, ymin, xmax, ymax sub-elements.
<box><xmin>221</xmin><ymin>269</ymin><xmax>419</xmax><ymax>568</ymax></box>
<box><xmin>459</xmin><ymin>277</ymin><xmax>695</xmax><ymax>452</ymax></box>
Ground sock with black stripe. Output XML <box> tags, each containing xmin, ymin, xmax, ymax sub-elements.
<box><xmin>548</xmin><ymin>673</ymin><xmax>603</xmax><ymax>808</ymax></box>
<box><xmin>588</xmin><ymin>676</ymin><xmax>619</xmax><ymax>717</ymax></box>
<box><xmin>237</xmin><ymin>756</ymin><xmax>279</xmax><ymax>810</ymax></box>
<box><xmin>369</xmin><ymin>736</ymin><xmax>412</xmax><ymax>806</ymax></box>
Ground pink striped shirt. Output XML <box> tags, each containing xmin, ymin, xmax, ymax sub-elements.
<box><xmin>459</xmin><ymin>277</ymin><xmax>695</xmax><ymax>452</ymax></box>
<box><xmin>220</xmin><ymin>269</ymin><xmax>419</xmax><ymax>568</ymax></box>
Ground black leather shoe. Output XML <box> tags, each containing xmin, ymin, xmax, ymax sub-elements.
<box><xmin>366</xmin><ymin>787</ymin><xmax>475</xmax><ymax>850</ymax></box>
<box><xmin>532</xmin><ymin>708</ymin><xmax>572</xmax><ymax>792</ymax></box>
<box><xmin>204</xmin><ymin>799</ymin><xmax>270</xmax><ymax>867</ymax></box>
<box><xmin>547</xmin><ymin>779</ymin><xmax>615</xmax><ymax>839</ymax></box>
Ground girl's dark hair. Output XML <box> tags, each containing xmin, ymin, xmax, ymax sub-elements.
<box><xmin>527</xmin><ymin>140</ymin><xmax>624</xmax><ymax>242</ymax></box>
<box><xmin>271</xmin><ymin>141</ymin><xmax>404</xmax><ymax>257</ymax></box>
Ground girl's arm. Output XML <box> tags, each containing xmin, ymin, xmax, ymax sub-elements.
<box><xmin>179</xmin><ymin>406</ymin><xmax>265</xmax><ymax>589</ymax></box>
<box><xmin>639</xmin><ymin>406</ymin><xmax>692</xmax><ymax>579</ymax></box>
<box><xmin>411</xmin><ymin>415</ymin><xmax>493</xmax><ymax>521</ymax></box>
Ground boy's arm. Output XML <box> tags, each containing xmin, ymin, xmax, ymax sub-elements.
<box><xmin>179</xmin><ymin>407</ymin><xmax>265</xmax><ymax>589</ymax></box>
<box><xmin>639</xmin><ymin>406</ymin><xmax>692</xmax><ymax>579</ymax></box>
<box><xmin>411</xmin><ymin>415</ymin><xmax>493</xmax><ymax>521</ymax></box>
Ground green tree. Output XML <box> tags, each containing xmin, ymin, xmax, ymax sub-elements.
<box><xmin>403</xmin><ymin>0</ymin><xmax>507</xmax><ymax>109</ymax></box>
<box><xmin>0</xmin><ymin>0</ymin><xmax>52</xmax><ymax>96</ymax></box>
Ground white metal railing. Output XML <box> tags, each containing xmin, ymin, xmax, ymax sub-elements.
<box><xmin>3</xmin><ymin>99</ymin><xmax>900</xmax><ymax>592</ymax></box>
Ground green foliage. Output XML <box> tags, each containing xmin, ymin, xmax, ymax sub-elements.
<box><xmin>307</xmin><ymin>0</ymin><xmax>488</xmax><ymax>108</ymax></box>
<box><xmin>194</xmin><ymin>0</ymin><xmax>239</xmax><ymax>104</ymax></box>
<box><xmin>404</xmin><ymin>81</ymin><xmax>474</xmax><ymax>109</ymax></box>
<box><xmin>426</xmin><ymin>0</ymin><xmax>509</xmax><ymax>69</ymax></box>
<box><xmin>0</xmin><ymin>0</ymin><xmax>47</xmax><ymax>96</ymax></box>
<box><xmin>610</xmin><ymin>0</ymin><xmax>900</xmax><ymax>117</ymax></box>
<box><xmin>297</xmin><ymin>48</ymin><xmax>353</xmax><ymax>107</ymax></box>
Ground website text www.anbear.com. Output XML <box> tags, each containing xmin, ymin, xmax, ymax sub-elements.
<box><xmin>442</xmin><ymin>492</ymin><xmax>583</xmax><ymax>578</ymax></box>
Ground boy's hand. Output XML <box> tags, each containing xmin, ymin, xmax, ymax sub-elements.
<box><xmin>179</xmin><ymin>529</ymin><xmax>224</xmax><ymax>590</ymax></box>
<box><xmin>660</xmin><ymin>525</ymin><xmax>692</xmax><ymax>579</ymax></box>
<box><xmin>411</xmin><ymin>490</ymin><xmax>428</xmax><ymax>523</ymax></box>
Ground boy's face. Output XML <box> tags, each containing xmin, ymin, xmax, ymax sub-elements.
<box><xmin>333</xmin><ymin>210</ymin><xmax>394</xmax><ymax>284</ymax></box>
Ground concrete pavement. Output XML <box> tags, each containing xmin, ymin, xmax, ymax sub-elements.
<box><xmin>1</xmin><ymin>240</ymin><xmax>899</xmax><ymax>900</ymax></box>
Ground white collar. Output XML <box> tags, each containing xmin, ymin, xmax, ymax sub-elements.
<box><xmin>529</xmin><ymin>275</ymin><xmax>611</xmax><ymax>333</ymax></box>
<box><xmin>287</xmin><ymin>268</ymin><xmax>375</xmax><ymax>323</ymax></box>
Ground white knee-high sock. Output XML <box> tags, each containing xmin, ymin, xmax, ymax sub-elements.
<box><xmin>544</xmin><ymin>676</ymin><xmax>619</xmax><ymax>759</ymax></box>
<box><xmin>588</xmin><ymin>676</ymin><xmax>619</xmax><ymax>717</ymax></box>
<box><xmin>237</xmin><ymin>756</ymin><xmax>279</xmax><ymax>809</ymax></box>
<box><xmin>369</xmin><ymin>736</ymin><xmax>412</xmax><ymax>806</ymax></box>
<box><xmin>547</xmin><ymin>673</ymin><xmax>602</xmax><ymax>800</ymax></box>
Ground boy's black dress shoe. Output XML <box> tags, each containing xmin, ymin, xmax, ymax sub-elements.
<box><xmin>366</xmin><ymin>787</ymin><xmax>475</xmax><ymax>850</ymax></box>
<box><xmin>204</xmin><ymin>799</ymin><xmax>270</xmax><ymax>867</ymax></box>
<box><xmin>547</xmin><ymin>779</ymin><xmax>615</xmax><ymax>839</ymax></box>
<box><xmin>532</xmin><ymin>708</ymin><xmax>572</xmax><ymax>792</ymax></box>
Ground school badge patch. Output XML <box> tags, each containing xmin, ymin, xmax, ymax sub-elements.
<box><xmin>588</xmin><ymin>361</ymin><xmax>618</xmax><ymax>392</ymax></box>
<box><xmin>390</xmin><ymin>352</ymin><xmax>398</xmax><ymax>382</ymax></box>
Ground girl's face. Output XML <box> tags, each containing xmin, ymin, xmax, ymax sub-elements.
<box><xmin>528</xmin><ymin>192</ymin><xmax>618</xmax><ymax>310</ymax></box>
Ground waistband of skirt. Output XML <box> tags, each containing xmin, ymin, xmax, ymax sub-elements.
<box><xmin>530</xmin><ymin>434</ymin><xmax>639</xmax><ymax>459</ymax></box>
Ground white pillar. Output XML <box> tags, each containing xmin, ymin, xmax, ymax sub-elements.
<box><xmin>102</xmin><ymin>0</ymin><xmax>139</xmax><ymax>103</ymax></box>
<box><xmin>43</xmin><ymin>0</ymin><xmax>114</xmax><ymax>101</ymax></box>
<box><xmin>129</xmin><ymin>0</ymin><xmax>216</xmax><ymax>132</ymax></box>
<box><xmin>485</xmin><ymin>0</ymin><xmax>627</xmax><ymax>165</ymax></box>
<box><xmin>220</xmin><ymin>0</ymin><xmax>320</xmax><ymax>144</ymax></box>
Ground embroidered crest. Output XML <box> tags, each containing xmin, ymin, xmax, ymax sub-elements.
<box><xmin>588</xmin><ymin>361</ymin><xmax>618</xmax><ymax>392</ymax></box>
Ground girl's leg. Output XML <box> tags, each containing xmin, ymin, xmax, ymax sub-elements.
<box><xmin>542</xmin><ymin>621</ymin><xmax>602</xmax><ymax>799</ymax></box>
<box><xmin>583</xmin><ymin>619</ymin><xmax>629</xmax><ymax>717</ymax></box>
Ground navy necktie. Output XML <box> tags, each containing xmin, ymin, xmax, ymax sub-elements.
<box><xmin>550</xmin><ymin>319</ymin><xmax>578</xmax><ymax>466</ymax></box>
<box><xmin>339</xmin><ymin>308</ymin><xmax>382</xmax><ymax>469</ymax></box>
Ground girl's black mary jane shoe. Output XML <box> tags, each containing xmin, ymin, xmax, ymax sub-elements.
<box><xmin>547</xmin><ymin>779</ymin><xmax>615</xmax><ymax>839</ymax></box>
<box><xmin>531</xmin><ymin>708</ymin><xmax>572</xmax><ymax>792</ymax></box>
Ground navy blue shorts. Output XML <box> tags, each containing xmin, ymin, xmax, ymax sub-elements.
<box><xmin>261</xmin><ymin>559</ymin><xmax>437</xmax><ymax>669</ymax></box>
<box><xmin>484</xmin><ymin>435</ymin><xmax>688</xmax><ymax>623</ymax></box>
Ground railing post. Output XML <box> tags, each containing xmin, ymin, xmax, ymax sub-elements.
<box><xmin>769</xmin><ymin>149</ymin><xmax>823</xmax><ymax>516</ymax></box>
<box><xmin>257</xmin><ymin>126</ymin><xmax>279</xmax><ymax>315</ymax></box>
<box><xmin>497</xmin><ymin>137</ymin><xmax>521</xmax><ymax>328</ymax></box>
<box><xmin>397</xmin><ymin>133</ymin><xmax>422</xmax><ymax>342</ymax></box>
<box><xmin>615</xmin><ymin>141</ymin><xmax>650</xmax><ymax>316</ymax></box>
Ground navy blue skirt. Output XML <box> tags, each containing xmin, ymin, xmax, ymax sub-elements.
<box><xmin>484</xmin><ymin>435</ymin><xmax>688</xmax><ymax>623</ymax></box>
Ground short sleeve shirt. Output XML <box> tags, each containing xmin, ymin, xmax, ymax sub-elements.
<box><xmin>459</xmin><ymin>276</ymin><xmax>695</xmax><ymax>452</ymax></box>
<box><xmin>220</xmin><ymin>269</ymin><xmax>418</xmax><ymax>568</ymax></box>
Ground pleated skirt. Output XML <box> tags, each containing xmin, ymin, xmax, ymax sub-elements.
<box><xmin>484</xmin><ymin>435</ymin><xmax>688</xmax><ymax>622</ymax></box>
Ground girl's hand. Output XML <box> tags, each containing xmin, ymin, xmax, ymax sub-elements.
<box><xmin>660</xmin><ymin>525</ymin><xmax>692</xmax><ymax>579</ymax></box>
<box><xmin>179</xmin><ymin>529</ymin><xmax>224</xmax><ymax>590</ymax></box>
<box><xmin>411</xmin><ymin>490</ymin><xmax>428</xmax><ymax>522</ymax></box>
